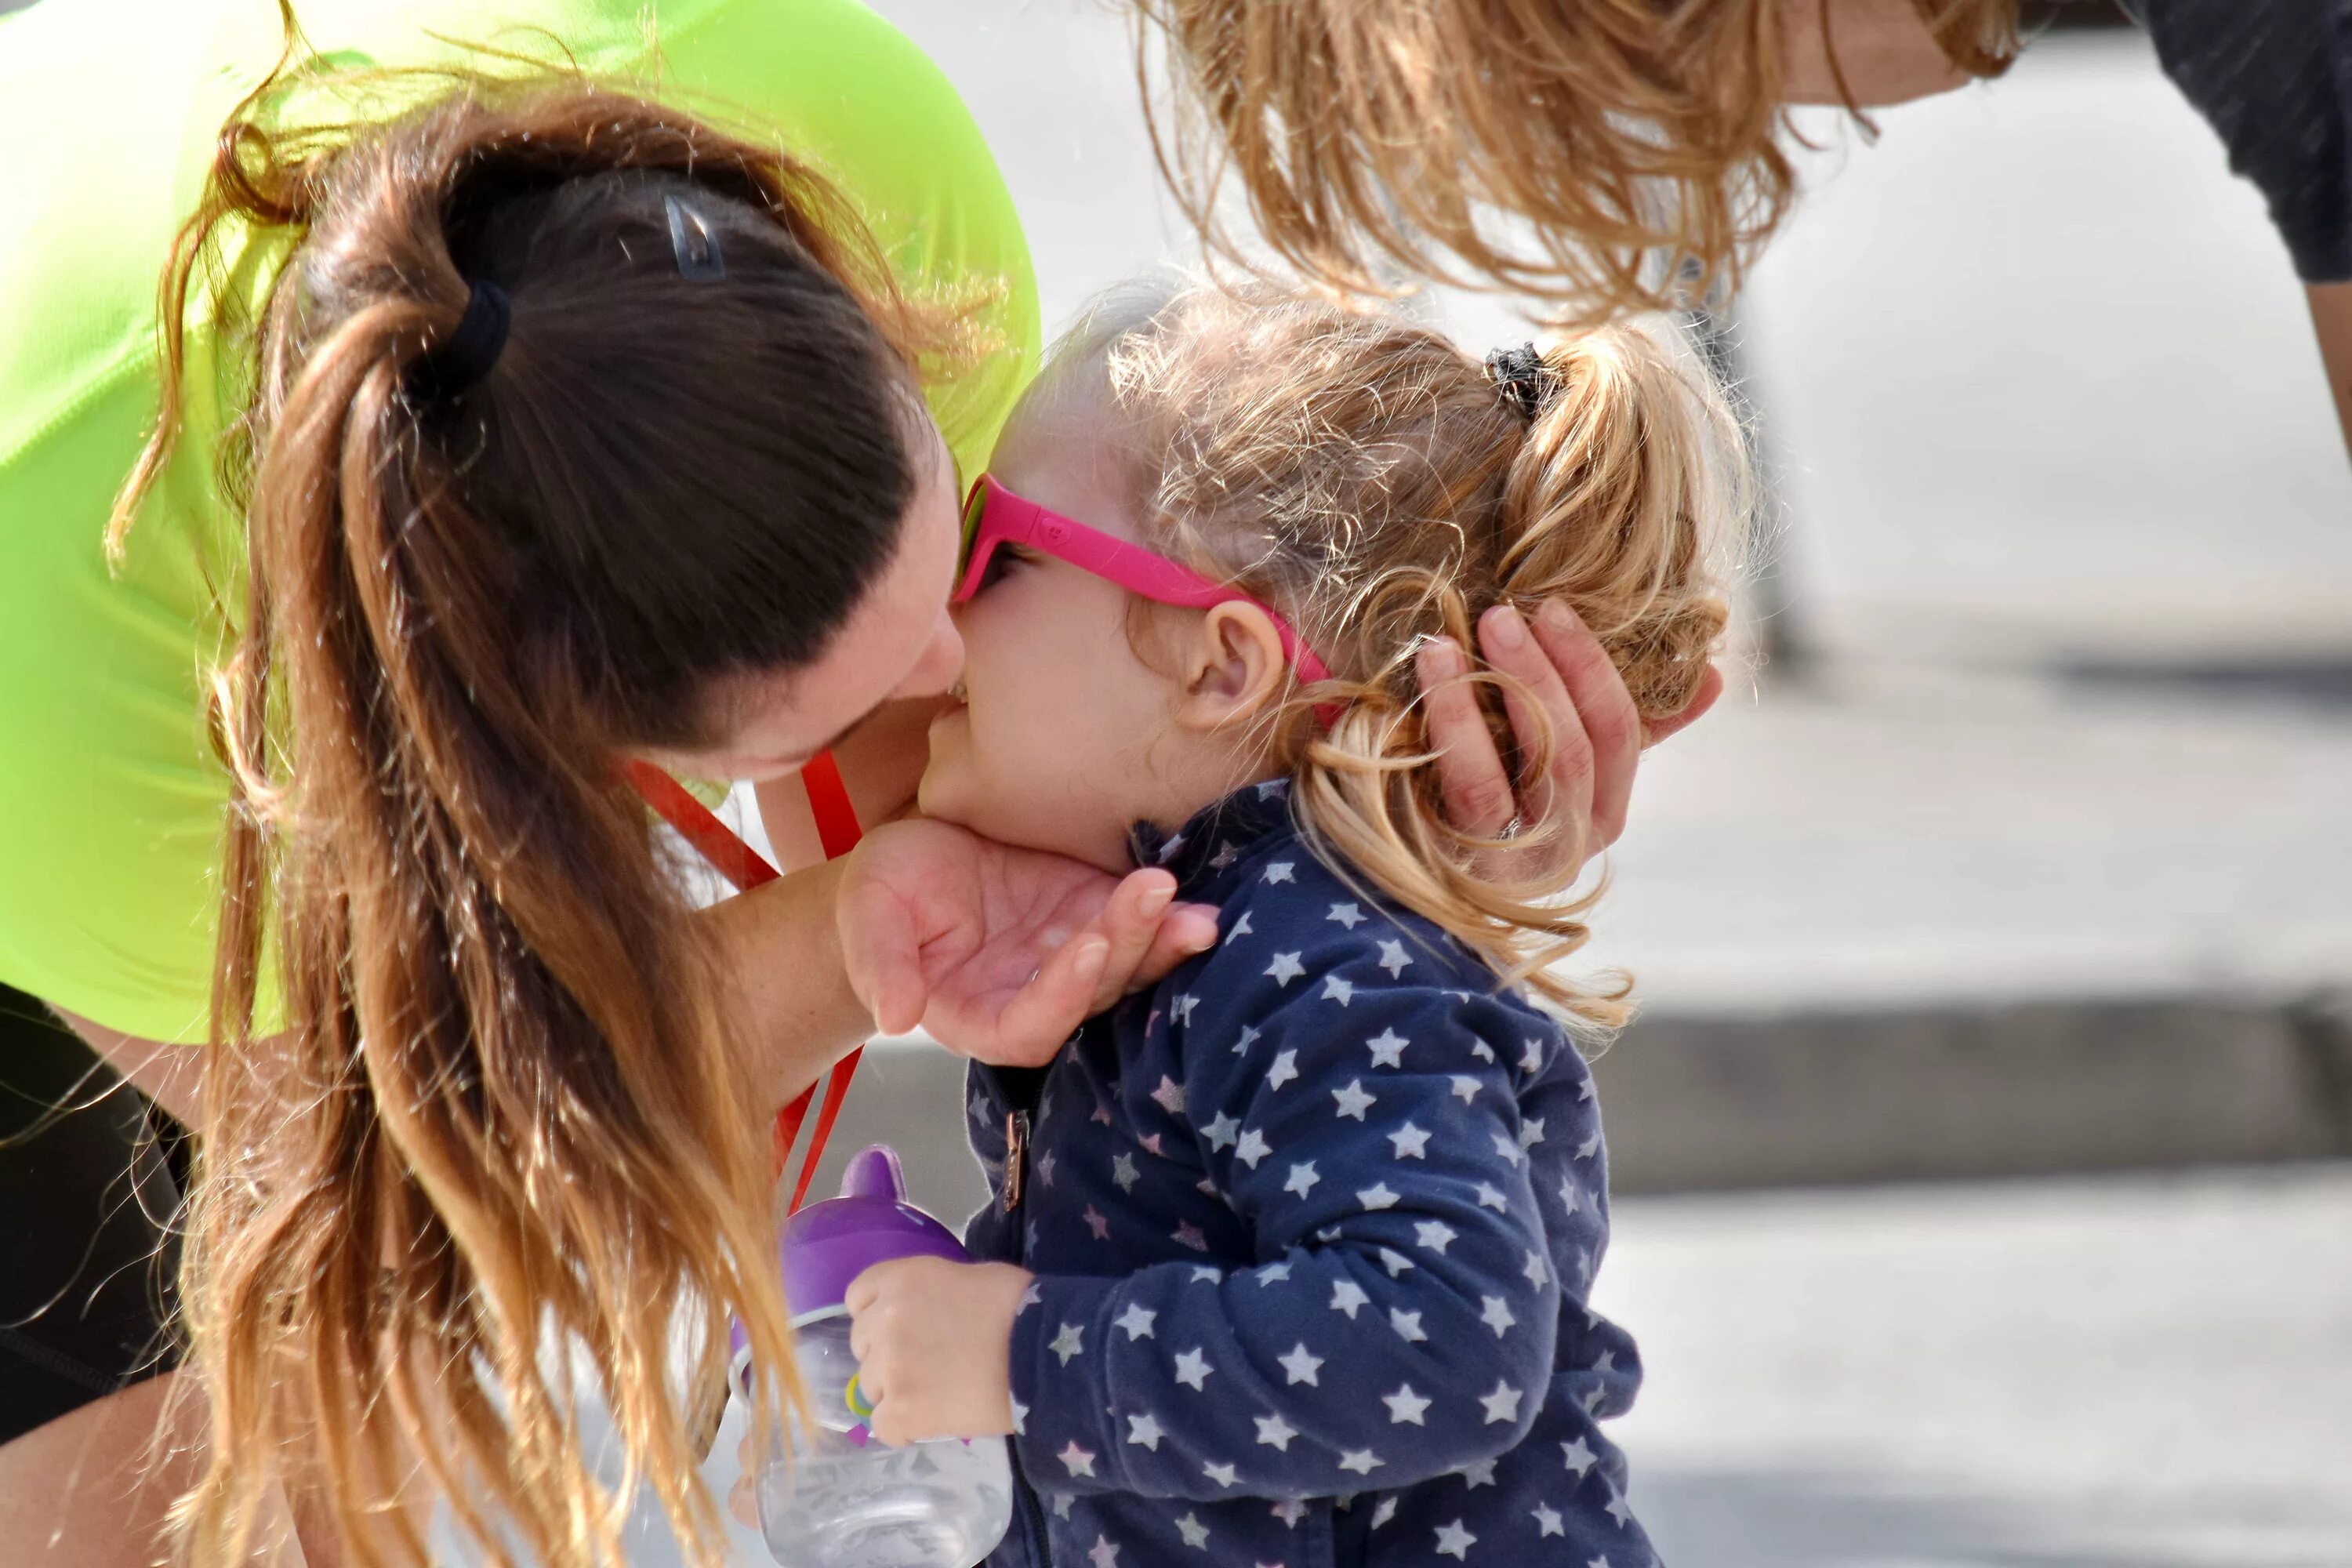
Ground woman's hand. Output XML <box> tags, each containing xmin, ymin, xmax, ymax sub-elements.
<box><xmin>844</xmin><ymin>1258</ymin><xmax>1031</xmax><ymax>1445</ymax></box>
<box><xmin>1419</xmin><ymin>597</ymin><xmax>1722</xmax><ymax>886</ymax></box>
<box><xmin>837</xmin><ymin>818</ymin><xmax>1221</xmax><ymax>1066</ymax></box>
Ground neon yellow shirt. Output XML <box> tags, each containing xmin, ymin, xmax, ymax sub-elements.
<box><xmin>0</xmin><ymin>0</ymin><xmax>1039</xmax><ymax>1043</ymax></box>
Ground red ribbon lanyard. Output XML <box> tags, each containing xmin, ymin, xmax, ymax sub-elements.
<box><xmin>626</xmin><ymin>757</ymin><xmax>866</xmax><ymax>1213</ymax></box>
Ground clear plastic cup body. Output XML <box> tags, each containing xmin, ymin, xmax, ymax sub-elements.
<box><xmin>746</xmin><ymin>1315</ymin><xmax>1014</xmax><ymax>1568</ymax></box>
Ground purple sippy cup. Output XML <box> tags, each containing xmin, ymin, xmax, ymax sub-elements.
<box><xmin>735</xmin><ymin>1145</ymin><xmax>1013</xmax><ymax>1568</ymax></box>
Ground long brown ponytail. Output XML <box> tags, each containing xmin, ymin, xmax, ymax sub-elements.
<box><xmin>113</xmin><ymin>60</ymin><xmax>956</xmax><ymax>1568</ymax></box>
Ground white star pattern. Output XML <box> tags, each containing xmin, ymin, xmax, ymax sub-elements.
<box><xmin>1322</xmin><ymin>975</ymin><xmax>1356</xmax><ymax>1006</ymax></box>
<box><xmin>1388</xmin><ymin>1122</ymin><xmax>1432</xmax><ymax>1160</ymax></box>
<box><xmin>1254</xmin><ymin>1413</ymin><xmax>1298</xmax><ymax>1450</ymax></box>
<box><xmin>1371</xmin><ymin>1497</ymin><xmax>1399</xmax><ymax>1529</ymax></box>
<box><xmin>1051</xmin><ymin>1323</ymin><xmax>1085</xmax><ymax>1364</ymax></box>
<box><xmin>1138</xmin><ymin>1132</ymin><xmax>1164</xmax><ymax>1156</ymax></box>
<box><xmin>1327</xmin><ymin>902</ymin><xmax>1365</xmax><ymax>928</ymax></box>
<box><xmin>1259</xmin><ymin>1260</ymin><xmax>1294</xmax><ymax>1284</ymax></box>
<box><xmin>1126</xmin><ymin>1414</ymin><xmax>1163</xmax><ymax>1450</ymax></box>
<box><xmin>1330</xmin><ymin>1279</ymin><xmax>1370</xmax><ymax>1318</ymax></box>
<box><xmin>1020</xmin><ymin>1282</ymin><xmax>1044</xmax><ymax>1311</ymax></box>
<box><xmin>1229</xmin><ymin>912</ymin><xmax>1253</xmax><ymax>939</ymax></box>
<box><xmin>1171</xmin><ymin>993</ymin><xmax>1200</xmax><ymax>1025</ymax></box>
<box><xmin>1523</xmin><ymin>1248</ymin><xmax>1550</xmax><ymax>1287</ymax></box>
<box><xmin>1435</xmin><ymin>1520</ymin><xmax>1477</xmax><ymax>1559</ymax></box>
<box><xmin>1479</xmin><ymin>1380</ymin><xmax>1523</xmax><ymax>1425</ymax></box>
<box><xmin>1389</xmin><ymin>1308</ymin><xmax>1427</xmax><ymax>1342</ymax></box>
<box><xmin>1357</xmin><ymin>1182</ymin><xmax>1399</xmax><ymax>1210</ymax></box>
<box><xmin>1265</xmin><ymin>1050</ymin><xmax>1300</xmax><ymax>1090</ymax></box>
<box><xmin>1533</xmin><ymin>1502</ymin><xmax>1565</xmax><ymax>1537</ymax></box>
<box><xmin>1173</xmin><ymin>1348</ymin><xmax>1214</xmax><ymax>1390</ymax></box>
<box><xmin>1088</xmin><ymin>1534</ymin><xmax>1119</xmax><ymax>1568</ymax></box>
<box><xmin>1480</xmin><ymin>1295</ymin><xmax>1518</xmax><ymax>1337</ymax></box>
<box><xmin>1519</xmin><ymin>1117</ymin><xmax>1545</xmax><ymax>1148</ymax></box>
<box><xmin>1521</xmin><ymin>1038</ymin><xmax>1545</xmax><ymax>1074</ymax></box>
<box><xmin>1115</xmin><ymin>1304</ymin><xmax>1157</xmax><ymax>1341</ymax></box>
<box><xmin>1561</xmin><ymin>1436</ymin><xmax>1597</xmax><ymax>1476</ymax></box>
<box><xmin>1414</xmin><ymin>1220</ymin><xmax>1458</xmax><ymax>1254</ymax></box>
<box><xmin>1377</xmin><ymin>939</ymin><xmax>1411</xmax><ymax>978</ymax></box>
<box><xmin>1577</xmin><ymin>1131</ymin><xmax>1602</xmax><ymax>1160</ymax></box>
<box><xmin>1202</xmin><ymin>1461</ymin><xmax>1239</xmax><ymax>1488</ymax></box>
<box><xmin>1208</xmin><ymin>840</ymin><xmax>1240</xmax><ymax>870</ymax></box>
<box><xmin>1490</xmin><ymin>1131</ymin><xmax>1526</xmax><ymax>1167</ymax></box>
<box><xmin>1150</xmin><ymin>1076</ymin><xmax>1188</xmax><ymax>1114</ymax></box>
<box><xmin>1580</xmin><ymin>1076</ymin><xmax>1596</xmax><ymax>1102</ymax></box>
<box><xmin>1176</xmin><ymin>1514</ymin><xmax>1211</xmax><ymax>1550</ymax></box>
<box><xmin>1475</xmin><ymin>1182</ymin><xmax>1510</xmax><ymax>1212</ymax></box>
<box><xmin>1604</xmin><ymin>1488</ymin><xmax>1635</xmax><ymax>1529</ymax></box>
<box><xmin>1193</xmin><ymin>1265</ymin><xmax>1225</xmax><ymax>1283</ymax></box>
<box><xmin>1338</xmin><ymin>1448</ymin><xmax>1385</xmax><ymax>1475</ymax></box>
<box><xmin>1233</xmin><ymin>1024</ymin><xmax>1261</xmax><ymax>1054</ymax></box>
<box><xmin>1059</xmin><ymin>1442</ymin><xmax>1096</xmax><ymax>1478</ymax></box>
<box><xmin>1173</xmin><ymin>1221</ymin><xmax>1208</xmax><ymax>1250</ymax></box>
<box><xmin>1379</xmin><ymin>1247</ymin><xmax>1415</xmax><ymax>1278</ymax></box>
<box><xmin>1053</xmin><ymin>1495</ymin><xmax>1074</xmax><ymax>1519</ymax></box>
<box><xmin>1382</xmin><ymin>1384</ymin><xmax>1431</xmax><ymax>1425</ymax></box>
<box><xmin>1037</xmin><ymin>1149</ymin><xmax>1058</xmax><ymax>1186</ymax></box>
<box><xmin>1263</xmin><ymin>861</ymin><xmax>1295</xmax><ymax>884</ymax></box>
<box><xmin>1471</xmin><ymin>1040</ymin><xmax>1496</xmax><ymax>1062</ymax></box>
<box><xmin>1558</xmin><ymin>1174</ymin><xmax>1582</xmax><ymax>1214</ymax></box>
<box><xmin>1332</xmin><ymin>1080</ymin><xmax>1377</xmax><ymax>1120</ymax></box>
<box><xmin>1083</xmin><ymin>1205</ymin><xmax>1110</xmax><ymax>1240</ymax></box>
<box><xmin>1270</xmin><ymin>1498</ymin><xmax>1308</xmax><ymax>1529</ymax></box>
<box><xmin>1450</xmin><ymin>1075</ymin><xmax>1482</xmax><ymax>1104</ymax></box>
<box><xmin>1366</xmin><ymin>1029</ymin><xmax>1408</xmax><ymax>1068</ymax></box>
<box><xmin>1265</xmin><ymin>952</ymin><xmax>1305</xmax><ymax>986</ymax></box>
<box><xmin>1201</xmin><ymin>1115</ymin><xmax>1239</xmax><ymax>1152</ymax></box>
<box><xmin>1457</xmin><ymin>1458</ymin><xmax>1499</xmax><ymax>1489</ymax></box>
<box><xmin>1277</xmin><ymin>1343</ymin><xmax>1324</xmax><ymax>1385</ymax></box>
<box><xmin>1010</xmin><ymin>1399</ymin><xmax>1027</xmax><ymax>1435</ymax></box>
<box><xmin>1235</xmin><ymin>1130</ymin><xmax>1274</xmax><ymax>1168</ymax></box>
<box><xmin>1283</xmin><ymin>1161</ymin><xmax>1321</xmax><ymax>1199</ymax></box>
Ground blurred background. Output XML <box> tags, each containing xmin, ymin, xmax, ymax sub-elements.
<box><xmin>735</xmin><ymin>5</ymin><xmax>2352</xmax><ymax>1566</ymax></box>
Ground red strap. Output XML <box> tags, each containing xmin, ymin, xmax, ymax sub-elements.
<box><xmin>627</xmin><ymin>758</ymin><xmax>865</xmax><ymax>1213</ymax></box>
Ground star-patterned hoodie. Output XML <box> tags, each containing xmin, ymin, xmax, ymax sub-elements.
<box><xmin>963</xmin><ymin>780</ymin><xmax>1655</xmax><ymax>1568</ymax></box>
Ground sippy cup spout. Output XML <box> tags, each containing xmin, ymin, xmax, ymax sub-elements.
<box><xmin>839</xmin><ymin>1144</ymin><xmax>906</xmax><ymax>1203</ymax></box>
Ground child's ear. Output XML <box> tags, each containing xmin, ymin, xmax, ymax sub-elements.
<box><xmin>1174</xmin><ymin>602</ymin><xmax>1289</xmax><ymax>733</ymax></box>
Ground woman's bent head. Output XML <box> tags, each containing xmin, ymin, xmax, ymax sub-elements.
<box><xmin>121</xmin><ymin>71</ymin><xmax>964</xmax><ymax>1568</ymax></box>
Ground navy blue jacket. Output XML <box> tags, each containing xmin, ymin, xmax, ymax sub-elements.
<box><xmin>964</xmin><ymin>782</ymin><xmax>1655</xmax><ymax>1568</ymax></box>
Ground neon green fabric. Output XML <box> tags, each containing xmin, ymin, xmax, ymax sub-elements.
<box><xmin>0</xmin><ymin>0</ymin><xmax>1040</xmax><ymax>1043</ymax></box>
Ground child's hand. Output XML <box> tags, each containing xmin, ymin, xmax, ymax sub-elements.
<box><xmin>844</xmin><ymin>1257</ymin><xmax>1033</xmax><ymax>1445</ymax></box>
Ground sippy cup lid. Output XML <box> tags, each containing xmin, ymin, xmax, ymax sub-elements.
<box><xmin>742</xmin><ymin>1145</ymin><xmax>971</xmax><ymax>1345</ymax></box>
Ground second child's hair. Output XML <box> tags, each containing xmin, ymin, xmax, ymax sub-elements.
<box><xmin>1132</xmin><ymin>0</ymin><xmax>2020</xmax><ymax>315</ymax></box>
<box><xmin>1044</xmin><ymin>284</ymin><xmax>1744</xmax><ymax>1030</ymax></box>
<box><xmin>111</xmin><ymin>50</ymin><xmax>962</xmax><ymax>1568</ymax></box>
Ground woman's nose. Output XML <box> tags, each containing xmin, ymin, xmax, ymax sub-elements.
<box><xmin>890</xmin><ymin>609</ymin><xmax>964</xmax><ymax>702</ymax></box>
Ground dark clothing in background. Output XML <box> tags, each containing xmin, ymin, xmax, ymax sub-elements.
<box><xmin>2121</xmin><ymin>0</ymin><xmax>2352</xmax><ymax>281</ymax></box>
<box><xmin>0</xmin><ymin>985</ymin><xmax>184</xmax><ymax>1442</ymax></box>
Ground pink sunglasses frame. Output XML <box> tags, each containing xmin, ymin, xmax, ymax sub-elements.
<box><xmin>955</xmin><ymin>475</ymin><xmax>1334</xmax><ymax>686</ymax></box>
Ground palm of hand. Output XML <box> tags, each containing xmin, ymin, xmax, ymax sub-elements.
<box><xmin>841</xmin><ymin>819</ymin><xmax>1117</xmax><ymax>1062</ymax></box>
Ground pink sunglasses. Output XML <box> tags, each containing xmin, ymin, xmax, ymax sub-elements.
<box><xmin>955</xmin><ymin>475</ymin><xmax>1334</xmax><ymax>686</ymax></box>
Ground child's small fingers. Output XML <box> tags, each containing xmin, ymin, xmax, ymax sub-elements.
<box><xmin>728</xmin><ymin>1474</ymin><xmax>757</xmax><ymax>1528</ymax></box>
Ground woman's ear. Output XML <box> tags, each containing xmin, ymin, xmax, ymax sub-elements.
<box><xmin>1174</xmin><ymin>601</ymin><xmax>1289</xmax><ymax>734</ymax></box>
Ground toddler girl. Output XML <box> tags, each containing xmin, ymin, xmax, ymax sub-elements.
<box><xmin>841</xmin><ymin>281</ymin><xmax>1740</xmax><ymax>1568</ymax></box>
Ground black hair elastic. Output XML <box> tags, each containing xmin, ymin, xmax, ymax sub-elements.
<box><xmin>412</xmin><ymin>278</ymin><xmax>511</xmax><ymax>401</ymax></box>
<box><xmin>1484</xmin><ymin>343</ymin><xmax>1549</xmax><ymax>421</ymax></box>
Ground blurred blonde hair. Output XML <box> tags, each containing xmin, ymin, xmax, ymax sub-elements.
<box><xmin>1133</xmin><ymin>0</ymin><xmax>2021</xmax><ymax>315</ymax></box>
<box><xmin>1044</xmin><ymin>282</ymin><xmax>1747</xmax><ymax>1029</ymax></box>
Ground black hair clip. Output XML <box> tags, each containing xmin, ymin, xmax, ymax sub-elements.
<box><xmin>1484</xmin><ymin>343</ymin><xmax>1549</xmax><ymax>421</ymax></box>
<box><xmin>411</xmin><ymin>278</ymin><xmax>511</xmax><ymax>401</ymax></box>
<box><xmin>665</xmin><ymin>192</ymin><xmax>725</xmax><ymax>281</ymax></box>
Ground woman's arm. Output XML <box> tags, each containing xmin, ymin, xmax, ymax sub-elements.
<box><xmin>2309</xmin><ymin>282</ymin><xmax>2352</xmax><ymax>459</ymax></box>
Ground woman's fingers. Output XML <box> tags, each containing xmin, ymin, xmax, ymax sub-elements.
<box><xmin>836</xmin><ymin>874</ymin><xmax>927</xmax><ymax>1037</ymax></box>
<box><xmin>1081</xmin><ymin>870</ymin><xmax>1178</xmax><ymax>1014</ymax></box>
<box><xmin>1417</xmin><ymin>635</ymin><xmax>1517</xmax><ymax>837</ymax></box>
<box><xmin>1523</xmin><ymin>599</ymin><xmax>1642</xmax><ymax>850</ymax></box>
<box><xmin>983</xmin><ymin>931</ymin><xmax>1109</xmax><ymax>1065</ymax></box>
<box><xmin>1476</xmin><ymin>603</ymin><xmax>1570</xmax><ymax>840</ymax></box>
<box><xmin>1126</xmin><ymin>902</ymin><xmax>1222</xmax><ymax>996</ymax></box>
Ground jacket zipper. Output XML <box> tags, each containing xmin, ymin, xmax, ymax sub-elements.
<box><xmin>1000</xmin><ymin>1097</ymin><xmax>1052</xmax><ymax>1566</ymax></box>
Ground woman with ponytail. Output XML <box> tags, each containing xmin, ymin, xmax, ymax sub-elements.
<box><xmin>0</xmin><ymin>5</ymin><xmax>1645</xmax><ymax>1566</ymax></box>
<box><xmin>1134</xmin><ymin>0</ymin><xmax>2352</xmax><ymax>452</ymax></box>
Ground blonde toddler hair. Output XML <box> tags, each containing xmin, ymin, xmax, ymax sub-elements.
<box><xmin>1042</xmin><ymin>283</ymin><xmax>1747</xmax><ymax>1031</ymax></box>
